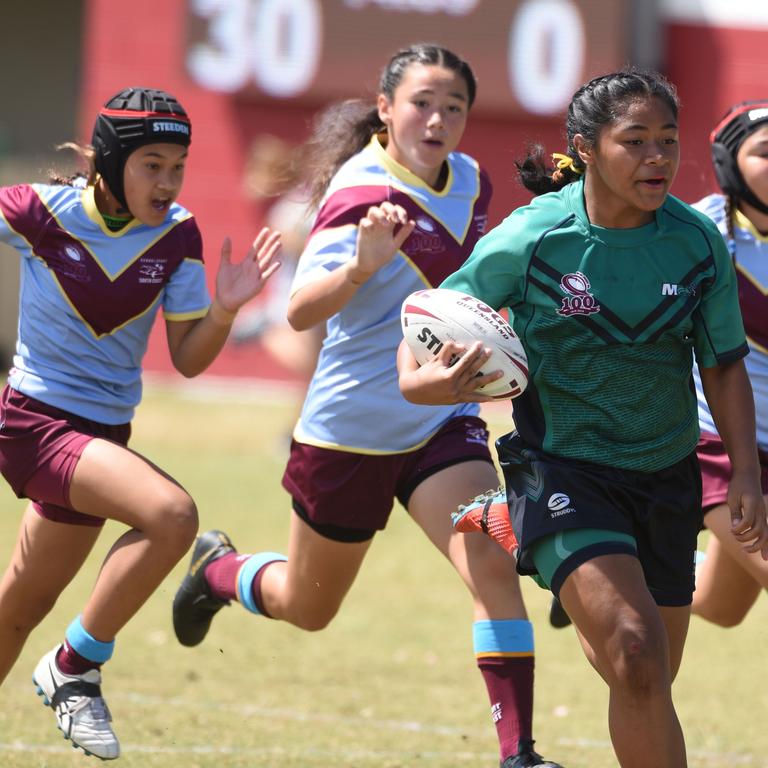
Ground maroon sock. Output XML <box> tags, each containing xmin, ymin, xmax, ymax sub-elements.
<box><xmin>477</xmin><ymin>656</ymin><xmax>535</xmax><ymax>759</ymax></box>
<box><xmin>56</xmin><ymin>640</ymin><xmax>101</xmax><ymax>676</ymax></box>
<box><xmin>205</xmin><ymin>551</ymin><xmax>249</xmax><ymax>602</ymax></box>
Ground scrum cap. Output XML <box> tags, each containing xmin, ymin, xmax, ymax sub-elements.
<box><xmin>710</xmin><ymin>100</ymin><xmax>768</xmax><ymax>214</ymax></box>
<box><xmin>92</xmin><ymin>87</ymin><xmax>191</xmax><ymax>209</ymax></box>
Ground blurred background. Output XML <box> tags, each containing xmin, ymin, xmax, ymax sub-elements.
<box><xmin>1</xmin><ymin>0</ymin><xmax>766</xmax><ymax>381</ymax></box>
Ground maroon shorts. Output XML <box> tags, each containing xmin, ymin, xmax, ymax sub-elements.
<box><xmin>282</xmin><ymin>415</ymin><xmax>493</xmax><ymax>542</ymax></box>
<box><xmin>697</xmin><ymin>429</ymin><xmax>768</xmax><ymax>513</ymax></box>
<box><xmin>0</xmin><ymin>386</ymin><xmax>131</xmax><ymax>527</ymax></box>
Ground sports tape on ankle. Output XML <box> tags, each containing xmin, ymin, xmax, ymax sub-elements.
<box><xmin>66</xmin><ymin>615</ymin><xmax>115</xmax><ymax>663</ymax></box>
<box><xmin>236</xmin><ymin>552</ymin><xmax>287</xmax><ymax>614</ymax></box>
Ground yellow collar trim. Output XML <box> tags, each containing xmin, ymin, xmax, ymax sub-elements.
<box><xmin>734</xmin><ymin>208</ymin><xmax>768</xmax><ymax>243</ymax></box>
<box><xmin>370</xmin><ymin>134</ymin><xmax>453</xmax><ymax>197</ymax></box>
<box><xmin>81</xmin><ymin>183</ymin><xmax>140</xmax><ymax>237</ymax></box>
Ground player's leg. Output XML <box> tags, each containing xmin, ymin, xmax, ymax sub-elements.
<box><xmin>409</xmin><ymin>459</ymin><xmax>525</xmax><ymax>617</ymax></box>
<box><xmin>173</xmin><ymin>441</ymin><xmax>378</xmax><ymax>644</ymax></box>
<box><xmin>557</xmin><ymin>554</ymin><xmax>686</xmax><ymax>768</ymax></box>
<box><xmin>0</xmin><ymin>503</ymin><xmax>101</xmax><ymax>684</ymax></box>
<box><xmin>693</xmin><ymin>432</ymin><xmax>768</xmax><ymax>625</ymax></box>
<box><xmin>692</xmin><ymin>502</ymin><xmax>765</xmax><ymax>626</ymax></box>
<box><xmin>173</xmin><ymin>512</ymin><xmax>371</xmax><ymax>644</ymax></box>
<box><xmin>254</xmin><ymin>511</ymin><xmax>372</xmax><ymax>628</ymax></box>
<box><xmin>67</xmin><ymin>438</ymin><xmax>199</xmax><ymax>639</ymax></box>
<box><xmin>30</xmin><ymin>438</ymin><xmax>198</xmax><ymax>760</ymax></box>
<box><xmin>409</xmin><ymin>455</ymin><xmax>562</xmax><ymax>768</ymax></box>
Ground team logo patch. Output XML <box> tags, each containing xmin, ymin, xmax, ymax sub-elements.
<box><xmin>404</xmin><ymin>216</ymin><xmax>444</xmax><ymax>256</ymax></box>
<box><xmin>557</xmin><ymin>271</ymin><xmax>600</xmax><ymax>317</ymax></box>
<box><xmin>548</xmin><ymin>492</ymin><xmax>575</xmax><ymax>517</ymax></box>
<box><xmin>51</xmin><ymin>245</ymin><xmax>89</xmax><ymax>282</ymax></box>
<box><xmin>464</xmin><ymin>422</ymin><xmax>490</xmax><ymax>446</ymax></box>
<box><xmin>415</xmin><ymin>216</ymin><xmax>436</xmax><ymax>233</ymax></box>
<box><xmin>138</xmin><ymin>259</ymin><xmax>166</xmax><ymax>284</ymax></box>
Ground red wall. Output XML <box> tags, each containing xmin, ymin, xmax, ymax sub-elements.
<box><xmin>80</xmin><ymin>0</ymin><xmax>767</xmax><ymax>379</ymax></box>
<box><xmin>664</xmin><ymin>22</ymin><xmax>768</xmax><ymax>201</ymax></box>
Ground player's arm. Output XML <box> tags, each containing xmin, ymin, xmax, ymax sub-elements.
<box><xmin>167</xmin><ymin>228</ymin><xmax>281</xmax><ymax>377</ymax></box>
<box><xmin>396</xmin><ymin>338</ymin><xmax>501</xmax><ymax>404</ymax></box>
<box><xmin>288</xmin><ymin>202</ymin><xmax>415</xmax><ymax>330</ymax></box>
<box><xmin>699</xmin><ymin>360</ymin><xmax>768</xmax><ymax>558</ymax></box>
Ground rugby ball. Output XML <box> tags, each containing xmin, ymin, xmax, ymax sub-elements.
<box><xmin>401</xmin><ymin>288</ymin><xmax>529</xmax><ymax>399</ymax></box>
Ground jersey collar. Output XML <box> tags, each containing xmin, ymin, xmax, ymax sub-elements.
<box><xmin>370</xmin><ymin>134</ymin><xmax>454</xmax><ymax>198</ymax></box>
<box><xmin>568</xmin><ymin>176</ymin><xmax>662</xmax><ymax>245</ymax></box>
<box><xmin>81</xmin><ymin>183</ymin><xmax>141</xmax><ymax>238</ymax></box>
<box><xmin>734</xmin><ymin>208</ymin><xmax>768</xmax><ymax>243</ymax></box>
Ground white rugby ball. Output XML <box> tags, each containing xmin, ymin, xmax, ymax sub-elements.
<box><xmin>401</xmin><ymin>288</ymin><xmax>529</xmax><ymax>399</ymax></box>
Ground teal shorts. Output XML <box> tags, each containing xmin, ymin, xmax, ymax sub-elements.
<box><xmin>497</xmin><ymin>431</ymin><xmax>702</xmax><ymax>607</ymax></box>
<box><xmin>529</xmin><ymin>527</ymin><xmax>637</xmax><ymax>592</ymax></box>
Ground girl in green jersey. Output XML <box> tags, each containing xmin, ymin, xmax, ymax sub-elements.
<box><xmin>398</xmin><ymin>68</ymin><xmax>767</xmax><ymax>768</ymax></box>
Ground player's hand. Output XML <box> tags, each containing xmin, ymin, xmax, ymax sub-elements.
<box><xmin>727</xmin><ymin>469</ymin><xmax>768</xmax><ymax>559</ymax></box>
<box><xmin>215</xmin><ymin>228</ymin><xmax>282</xmax><ymax>314</ymax></box>
<box><xmin>348</xmin><ymin>203</ymin><xmax>416</xmax><ymax>284</ymax></box>
<box><xmin>399</xmin><ymin>340</ymin><xmax>503</xmax><ymax>405</ymax></box>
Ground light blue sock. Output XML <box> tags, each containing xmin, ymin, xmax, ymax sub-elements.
<box><xmin>65</xmin><ymin>615</ymin><xmax>115</xmax><ymax>663</ymax></box>
<box><xmin>473</xmin><ymin>618</ymin><xmax>534</xmax><ymax>657</ymax></box>
<box><xmin>236</xmin><ymin>552</ymin><xmax>287</xmax><ymax>615</ymax></box>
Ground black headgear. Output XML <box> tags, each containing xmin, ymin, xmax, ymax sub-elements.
<box><xmin>710</xmin><ymin>100</ymin><xmax>768</xmax><ymax>215</ymax></box>
<box><xmin>92</xmin><ymin>87</ymin><xmax>192</xmax><ymax>209</ymax></box>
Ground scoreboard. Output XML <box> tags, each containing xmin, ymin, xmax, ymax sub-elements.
<box><xmin>185</xmin><ymin>0</ymin><xmax>629</xmax><ymax>117</ymax></box>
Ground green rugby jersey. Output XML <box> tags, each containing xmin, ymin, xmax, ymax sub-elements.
<box><xmin>441</xmin><ymin>178</ymin><xmax>747</xmax><ymax>472</ymax></box>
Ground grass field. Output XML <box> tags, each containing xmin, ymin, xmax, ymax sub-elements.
<box><xmin>0</xmin><ymin>378</ymin><xmax>766</xmax><ymax>767</ymax></box>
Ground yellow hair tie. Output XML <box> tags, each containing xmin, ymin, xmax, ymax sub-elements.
<box><xmin>552</xmin><ymin>152</ymin><xmax>583</xmax><ymax>175</ymax></box>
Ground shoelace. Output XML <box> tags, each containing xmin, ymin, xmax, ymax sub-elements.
<box><xmin>58</xmin><ymin>694</ymin><xmax>112</xmax><ymax>723</ymax></box>
<box><xmin>457</xmin><ymin>486</ymin><xmax>503</xmax><ymax>512</ymax></box>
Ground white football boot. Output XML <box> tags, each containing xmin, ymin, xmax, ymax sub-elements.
<box><xmin>32</xmin><ymin>645</ymin><xmax>120</xmax><ymax>760</ymax></box>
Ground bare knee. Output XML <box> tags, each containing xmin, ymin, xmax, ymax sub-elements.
<box><xmin>464</xmin><ymin>532</ymin><xmax>518</xmax><ymax>579</ymax></box>
<box><xmin>460</xmin><ymin>534</ymin><xmax>522</xmax><ymax>606</ymax></box>
<box><xmin>147</xmin><ymin>490</ymin><xmax>198</xmax><ymax>555</ymax></box>
<box><xmin>605</xmin><ymin>621</ymin><xmax>669</xmax><ymax>697</ymax></box>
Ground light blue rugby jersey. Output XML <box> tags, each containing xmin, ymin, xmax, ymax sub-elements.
<box><xmin>291</xmin><ymin>136</ymin><xmax>492</xmax><ymax>453</ymax></box>
<box><xmin>692</xmin><ymin>194</ymin><xmax>768</xmax><ymax>449</ymax></box>
<box><xmin>0</xmin><ymin>183</ymin><xmax>209</xmax><ymax>424</ymax></box>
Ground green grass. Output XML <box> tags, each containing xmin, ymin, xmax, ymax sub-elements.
<box><xmin>1</xmin><ymin>380</ymin><xmax>766</xmax><ymax>767</ymax></box>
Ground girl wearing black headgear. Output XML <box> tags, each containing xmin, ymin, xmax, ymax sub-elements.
<box><xmin>690</xmin><ymin>101</ymin><xmax>768</xmax><ymax>628</ymax></box>
<box><xmin>0</xmin><ymin>87</ymin><xmax>281</xmax><ymax>759</ymax></box>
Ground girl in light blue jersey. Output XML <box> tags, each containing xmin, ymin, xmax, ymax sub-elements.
<box><xmin>172</xmin><ymin>44</ymin><xmax>564</xmax><ymax>768</ymax></box>
<box><xmin>691</xmin><ymin>101</ymin><xmax>768</xmax><ymax>628</ymax></box>
<box><xmin>0</xmin><ymin>87</ymin><xmax>280</xmax><ymax>759</ymax></box>
<box><xmin>398</xmin><ymin>68</ymin><xmax>767</xmax><ymax>768</ymax></box>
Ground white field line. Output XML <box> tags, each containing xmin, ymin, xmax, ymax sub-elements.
<box><xmin>0</xmin><ymin>741</ymin><xmax>494</xmax><ymax>761</ymax></box>
<box><xmin>3</xmin><ymin>692</ymin><xmax>764</xmax><ymax>765</ymax></box>
<box><xmin>1</xmin><ymin>736</ymin><xmax>763</xmax><ymax>765</ymax></box>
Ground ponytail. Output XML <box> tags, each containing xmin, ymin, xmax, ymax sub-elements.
<box><xmin>516</xmin><ymin>144</ymin><xmax>583</xmax><ymax>195</ymax></box>
<box><xmin>302</xmin><ymin>99</ymin><xmax>384</xmax><ymax>211</ymax></box>
<box><xmin>48</xmin><ymin>142</ymin><xmax>97</xmax><ymax>187</ymax></box>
